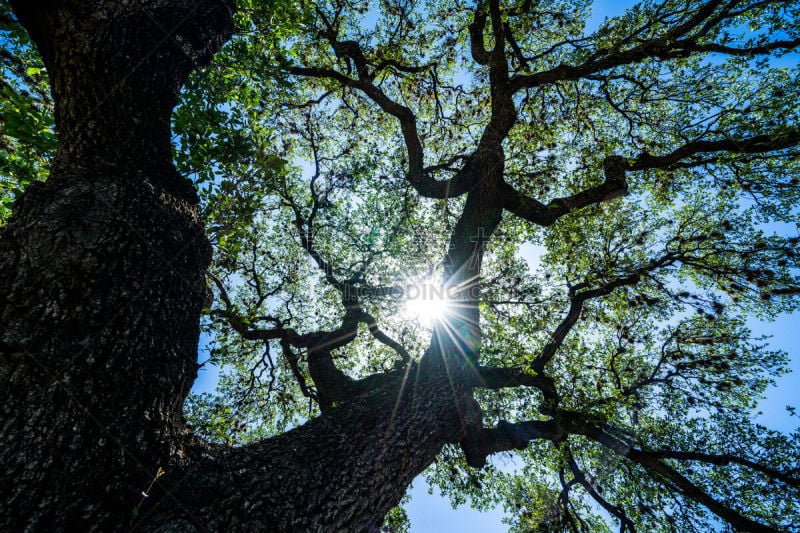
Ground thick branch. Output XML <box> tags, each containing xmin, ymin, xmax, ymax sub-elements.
<box><xmin>629</xmin><ymin>130</ymin><xmax>800</xmax><ymax>171</ymax></box>
<box><xmin>470</xmin><ymin>408</ymin><xmax>786</xmax><ymax>530</ymax></box>
<box><xmin>505</xmin><ymin>127</ymin><xmax>800</xmax><ymax>227</ymax></box>
<box><xmin>462</xmin><ymin>419</ymin><xmax>565</xmax><ymax>467</ymax></box>
<box><xmin>501</xmin><ymin>155</ymin><xmax>628</xmax><ymax>226</ymax></box>
<box><xmin>678</xmin><ymin>37</ymin><xmax>800</xmax><ymax>56</ymax></box>
<box><xmin>624</xmin><ymin>448</ymin><xmax>775</xmax><ymax>532</ymax></box>
<box><xmin>635</xmin><ymin>450</ymin><xmax>800</xmax><ymax>488</ymax></box>
<box><xmin>177</xmin><ymin>366</ymin><xmax>464</xmax><ymax>531</ymax></box>
<box><xmin>468</xmin><ymin>2</ymin><xmax>490</xmax><ymax>65</ymax></box>
<box><xmin>468</xmin><ymin>365</ymin><xmax>551</xmax><ymax>390</ymax></box>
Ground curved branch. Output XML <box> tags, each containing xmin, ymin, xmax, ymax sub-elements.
<box><xmin>501</xmin><ymin>155</ymin><xmax>628</xmax><ymax>226</ymax></box>
<box><xmin>472</xmin><ymin>408</ymin><xmax>788</xmax><ymax>530</ymax></box>
<box><xmin>359</xmin><ymin>311</ymin><xmax>411</xmax><ymax>365</ymax></box>
<box><xmin>566</xmin><ymin>454</ymin><xmax>637</xmax><ymax>533</ymax></box>
<box><xmin>629</xmin><ymin>129</ymin><xmax>800</xmax><ymax>171</ymax></box>
<box><xmin>561</xmin><ymin>414</ymin><xmax>782</xmax><ymax>532</ymax></box>
<box><xmin>531</xmin><ymin>269</ymin><xmax>642</xmax><ymax>373</ymax></box>
<box><xmin>624</xmin><ymin>448</ymin><xmax>775</xmax><ymax>532</ymax></box>
<box><xmin>467</xmin><ymin>2</ymin><xmax>490</xmax><ymax>65</ymax></box>
<box><xmin>289</xmin><ymin>48</ymin><xmax>479</xmax><ymax>198</ymax></box>
<box><xmin>509</xmin><ymin>1</ymin><xmax>759</xmax><ymax>91</ymax></box>
<box><xmin>636</xmin><ymin>450</ymin><xmax>800</xmax><ymax>488</ymax></box>
<box><xmin>504</xmin><ymin>127</ymin><xmax>800</xmax><ymax>227</ymax></box>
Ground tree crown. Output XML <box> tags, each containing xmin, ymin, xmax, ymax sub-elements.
<box><xmin>3</xmin><ymin>0</ymin><xmax>800</xmax><ymax>530</ymax></box>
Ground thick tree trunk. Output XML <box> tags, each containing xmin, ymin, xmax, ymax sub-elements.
<box><xmin>0</xmin><ymin>1</ymin><xmax>467</xmax><ymax>531</ymax></box>
<box><xmin>161</xmin><ymin>370</ymin><xmax>465</xmax><ymax>531</ymax></box>
<box><xmin>0</xmin><ymin>1</ymin><xmax>233</xmax><ymax>529</ymax></box>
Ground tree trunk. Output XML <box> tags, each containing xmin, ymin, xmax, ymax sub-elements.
<box><xmin>0</xmin><ymin>0</ymin><xmax>232</xmax><ymax>529</ymax></box>
<box><xmin>0</xmin><ymin>1</ymin><xmax>467</xmax><ymax>530</ymax></box>
<box><xmin>161</xmin><ymin>371</ymin><xmax>465</xmax><ymax>531</ymax></box>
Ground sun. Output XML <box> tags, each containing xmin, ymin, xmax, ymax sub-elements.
<box><xmin>403</xmin><ymin>281</ymin><xmax>451</xmax><ymax>326</ymax></box>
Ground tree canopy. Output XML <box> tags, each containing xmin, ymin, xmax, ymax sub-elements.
<box><xmin>3</xmin><ymin>0</ymin><xmax>800</xmax><ymax>531</ymax></box>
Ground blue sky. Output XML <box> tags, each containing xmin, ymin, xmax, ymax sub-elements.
<box><xmin>190</xmin><ymin>1</ymin><xmax>800</xmax><ymax>530</ymax></box>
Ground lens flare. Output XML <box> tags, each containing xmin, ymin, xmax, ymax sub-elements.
<box><xmin>403</xmin><ymin>281</ymin><xmax>450</xmax><ymax>325</ymax></box>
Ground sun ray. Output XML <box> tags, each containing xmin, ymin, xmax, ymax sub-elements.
<box><xmin>403</xmin><ymin>279</ymin><xmax>452</xmax><ymax>326</ymax></box>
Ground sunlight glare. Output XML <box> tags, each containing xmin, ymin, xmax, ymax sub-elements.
<box><xmin>404</xmin><ymin>282</ymin><xmax>450</xmax><ymax>326</ymax></box>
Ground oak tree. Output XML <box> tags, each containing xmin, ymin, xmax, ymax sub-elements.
<box><xmin>2</xmin><ymin>0</ymin><xmax>800</xmax><ymax>531</ymax></box>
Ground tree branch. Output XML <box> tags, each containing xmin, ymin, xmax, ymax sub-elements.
<box><xmin>469</xmin><ymin>407</ymin><xmax>789</xmax><ymax>530</ymax></box>
<box><xmin>635</xmin><ymin>450</ymin><xmax>800</xmax><ymax>488</ymax></box>
<box><xmin>468</xmin><ymin>365</ymin><xmax>551</xmax><ymax>390</ymax></box>
<box><xmin>289</xmin><ymin>40</ymin><xmax>479</xmax><ymax>199</ymax></box>
<box><xmin>467</xmin><ymin>2</ymin><xmax>490</xmax><ymax>65</ymax></box>
<box><xmin>566</xmin><ymin>454</ymin><xmax>637</xmax><ymax>533</ymax></box>
<box><xmin>531</xmin><ymin>269</ymin><xmax>642</xmax><ymax>374</ymax></box>
<box><xmin>629</xmin><ymin>130</ymin><xmax>800</xmax><ymax>171</ymax></box>
<box><xmin>360</xmin><ymin>311</ymin><xmax>411</xmax><ymax>365</ymax></box>
<box><xmin>462</xmin><ymin>419</ymin><xmax>565</xmax><ymax>467</ymax></box>
<box><xmin>509</xmin><ymin>1</ymin><xmax>792</xmax><ymax>91</ymax></box>
<box><xmin>501</xmin><ymin>155</ymin><xmax>628</xmax><ymax>226</ymax></box>
<box><xmin>503</xmin><ymin>127</ymin><xmax>800</xmax><ymax>227</ymax></box>
<box><xmin>677</xmin><ymin>37</ymin><xmax>800</xmax><ymax>56</ymax></box>
<box><xmin>560</xmin><ymin>413</ymin><xmax>782</xmax><ymax>532</ymax></box>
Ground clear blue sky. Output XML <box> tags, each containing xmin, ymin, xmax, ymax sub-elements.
<box><xmin>191</xmin><ymin>1</ymin><xmax>800</xmax><ymax>530</ymax></box>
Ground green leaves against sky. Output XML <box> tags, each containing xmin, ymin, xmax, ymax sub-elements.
<box><xmin>3</xmin><ymin>0</ymin><xmax>800</xmax><ymax>530</ymax></box>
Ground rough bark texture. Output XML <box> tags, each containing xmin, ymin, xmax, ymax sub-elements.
<box><xmin>0</xmin><ymin>0</ymin><xmax>229</xmax><ymax>529</ymax></box>
<box><xmin>164</xmin><ymin>370</ymin><xmax>464</xmax><ymax>531</ymax></box>
<box><xmin>0</xmin><ymin>1</ymin><xmax>467</xmax><ymax>531</ymax></box>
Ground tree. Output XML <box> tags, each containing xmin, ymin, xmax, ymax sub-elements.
<box><xmin>2</xmin><ymin>0</ymin><xmax>800</xmax><ymax>530</ymax></box>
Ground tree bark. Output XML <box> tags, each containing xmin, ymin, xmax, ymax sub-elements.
<box><xmin>161</xmin><ymin>370</ymin><xmax>465</xmax><ymax>531</ymax></box>
<box><xmin>0</xmin><ymin>0</ymin><xmax>233</xmax><ymax>529</ymax></box>
<box><xmin>0</xmin><ymin>1</ymin><xmax>467</xmax><ymax>531</ymax></box>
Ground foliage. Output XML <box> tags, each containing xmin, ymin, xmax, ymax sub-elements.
<box><xmin>0</xmin><ymin>3</ymin><xmax>55</xmax><ymax>222</ymax></box>
<box><xmin>7</xmin><ymin>0</ymin><xmax>800</xmax><ymax>530</ymax></box>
